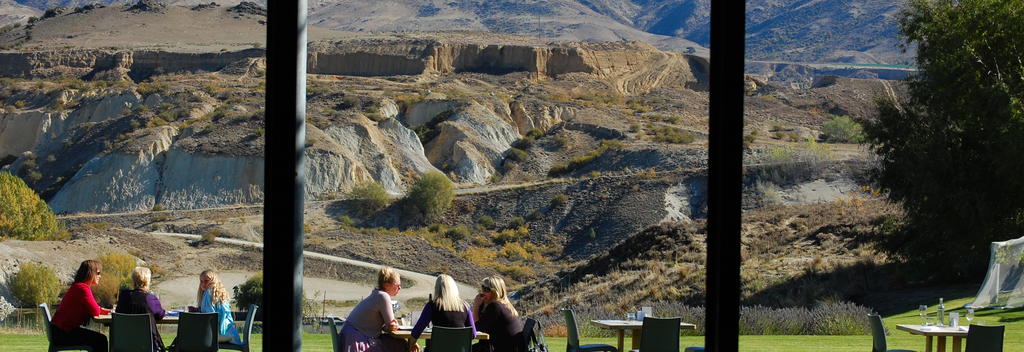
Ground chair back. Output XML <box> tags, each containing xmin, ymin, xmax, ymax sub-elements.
<box><xmin>867</xmin><ymin>314</ymin><xmax>890</xmax><ymax>352</ymax></box>
<box><xmin>111</xmin><ymin>313</ymin><xmax>155</xmax><ymax>352</ymax></box>
<box><xmin>327</xmin><ymin>317</ymin><xmax>343</xmax><ymax>352</ymax></box>
<box><xmin>430</xmin><ymin>326</ymin><xmax>474</xmax><ymax>352</ymax></box>
<box><xmin>240</xmin><ymin>304</ymin><xmax>259</xmax><ymax>345</ymax></box>
<box><xmin>638</xmin><ymin>317</ymin><xmax>680</xmax><ymax>352</ymax></box>
<box><xmin>562</xmin><ymin>309</ymin><xmax>582</xmax><ymax>348</ymax></box>
<box><xmin>522</xmin><ymin>317</ymin><xmax>547</xmax><ymax>352</ymax></box>
<box><xmin>965</xmin><ymin>324</ymin><xmax>1005</xmax><ymax>352</ymax></box>
<box><xmin>176</xmin><ymin>312</ymin><xmax>219</xmax><ymax>352</ymax></box>
<box><xmin>39</xmin><ymin>303</ymin><xmax>53</xmax><ymax>342</ymax></box>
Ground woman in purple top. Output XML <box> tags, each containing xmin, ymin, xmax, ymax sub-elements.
<box><xmin>409</xmin><ymin>274</ymin><xmax>476</xmax><ymax>352</ymax></box>
<box><xmin>340</xmin><ymin>266</ymin><xmax>407</xmax><ymax>352</ymax></box>
<box><xmin>115</xmin><ymin>267</ymin><xmax>166</xmax><ymax>351</ymax></box>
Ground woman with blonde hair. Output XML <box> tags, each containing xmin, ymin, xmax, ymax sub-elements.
<box><xmin>116</xmin><ymin>266</ymin><xmax>167</xmax><ymax>351</ymax></box>
<box><xmin>340</xmin><ymin>266</ymin><xmax>407</xmax><ymax>352</ymax></box>
<box><xmin>408</xmin><ymin>274</ymin><xmax>476</xmax><ymax>352</ymax></box>
<box><xmin>472</xmin><ymin>276</ymin><xmax>523</xmax><ymax>352</ymax></box>
<box><xmin>195</xmin><ymin>270</ymin><xmax>240</xmax><ymax>344</ymax></box>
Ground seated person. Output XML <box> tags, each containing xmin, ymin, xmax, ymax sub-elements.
<box><xmin>409</xmin><ymin>274</ymin><xmax>476</xmax><ymax>352</ymax></box>
<box><xmin>340</xmin><ymin>266</ymin><xmax>407</xmax><ymax>352</ymax></box>
<box><xmin>50</xmin><ymin>260</ymin><xmax>112</xmax><ymax>352</ymax></box>
<box><xmin>196</xmin><ymin>270</ymin><xmax>241</xmax><ymax>344</ymax></box>
<box><xmin>116</xmin><ymin>266</ymin><xmax>167</xmax><ymax>351</ymax></box>
<box><xmin>472</xmin><ymin>276</ymin><xmax>524</xmax><ymax>352</ymax></box>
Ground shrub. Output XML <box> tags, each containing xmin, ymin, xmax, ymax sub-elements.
<box><xmin>444</xmin><ymin>225</ymin><xmax>471</xmax><ymax>242</ymax></box>
<box><xmin>10</xmin><ymin>263</ymin><xmax>62</xmax><ymax>306</ymax></box>
<box><xmin>493</xmin><ymin>226</ymin><xmax>529</xmax><ymax>245</ymax></box>
<box><xmin>93</xmin><ymin>252</ymin><xmax>136</xmax><ymax>306</ymax></box>
<box><xmin>548</xmin><ymin>140</ymin><xmax>622</xmax><ymax>177</ymax></box>
<box><xmin>820</xmin><ymin>115</ymin><xmax>864</xmax><ymax>143</ymax></box>
<box><xmin>339</xmin><ymin>215</ymin><xmax>355</xmax><ymax>227</ymax></box>
<box><xmin>550</xmin><ymin>194</ymin><xmax>569</xmax><ymax>207</ymax></box>
<box><xmin>477</xmin><ymin>215</ymin><xmax>496</xmax><ymax>229</ymax></box>
<box><xmin>0</xmin><ymin>172</ymin><xmax>65</xmax><ymax>241</ymax></box>
<box><xmin>233</xmin><ymin>272</ymin><xmax>263</xmax><ymax>310</ymax></box>
<box><xmin>587</xmin><ymin>228</ymin><xmax>597</xmax><ymax>240</ymax></box>
<box><xmin>509</xmin><ymin>217</ymin><xmax>526</xmax><ymax>228</ymax></box>
<box><xmin>404</xmin><ymin>172</ymin><xmax>455</xmax><ymax>222</ymax></box>
<box><xmin>652</xmin><ymin>127</ymin><xmax>696</xmax><ymax>144</ymax></box>
<box><xmin>201</xmin><ymin>229</ymin><xmax>220</xmax><ymax>243</ymax></box>
<box><xmin>506</xmin><ymin>148</ymin><xmax>528</xmax><ymax>163</ymax></box>
<box><xmin>349</xmin><ymin>181</ymin><xmax>391</xmax><ymax>216</ymax></box>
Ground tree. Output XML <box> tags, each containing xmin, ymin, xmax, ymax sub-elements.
<box><xmin>10</xmin><ymin>262</ymin><xmax>62</xmax><ymax>306</ymax></box>
<box><xmin>348</xmin><ymin>181</ymin><xmax>391</xmax><ymax>216</ymax></box>
<box><xmin>234</xmin><ymin>272</ymin><xmax>263</xmax><ymax>311</ymax></box>
<box><xmin>403</xmin><ymin>171</ymin><xmax>454</xmax><ymax>222</ymax></box>
<box><xmin>0</xmin><ymin>172</ymin><xmax>65</xmax><ymax>241</ymax></box>
<box><xmin>863</xmin><ymin>0</ymin><xmax>1024</xmax><ymax>277</ymax></box>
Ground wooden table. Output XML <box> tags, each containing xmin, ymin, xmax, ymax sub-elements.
<box><xmin>591</xmin><ymin>319</ymin><xmax>697</xmax><ymax>351</ymax></box>
<box><xmin>388</xmin><ymin>328</ymin><xmax>489</xmax><ymax>345</ymax></box>
<box><xmin>94</xmin><ymin>314</ymin><xmax>180</xmax><ymax>325</ymax></box>
<box><xmin>896</xmin><ymin>324</ymin><xmax>969</xmax><ymax>352</ymax></box>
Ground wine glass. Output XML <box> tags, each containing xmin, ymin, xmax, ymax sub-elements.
<box><xmin>919</xmin><ymin>305</ymin><xmax>928</xmax><ymax>325</ymax></box>
<box><xmin>966</xmin><ymin>308</ymin><xmax>975</xmax><ymax>324</ymax></box>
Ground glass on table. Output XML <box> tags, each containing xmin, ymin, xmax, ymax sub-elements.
<box><xmin>919</xmin><ymin>305</ymin><xmax>928</xmax><ymax>325</ymax></box>
<box><xmin>626</xmin><ymin>312</ymin><xmax>636</xmax><ymax>321</ymax></box>
<box><xmin>966</xmin><ymin>307</ymin><xmax>975</xmax><ymax>323</ymax></box>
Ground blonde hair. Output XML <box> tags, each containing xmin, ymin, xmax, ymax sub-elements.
<box><xmin>482</xmin><ymin>276</ymin><xmax>517</xmax><ymax>316</ymax></box>
<box><xmin>377</xmin><ymin>266</ymin><xmax>400</xmax><ymax>290</ymax></box>
<box><xmin>197</xmin><ymin>270</ymin><xmax>230</xmax><ymax>305</ymax></box>
<box><xmin>131</xmin><ymin>267</ymin><xmax>152</xmax><ymax>291</ymax></box>
<box><xmin>433</xmin><ymin>274</ymin><xmax>465</xmax><ymax>312</ymax></box>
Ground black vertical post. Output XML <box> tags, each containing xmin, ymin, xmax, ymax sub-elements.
<box><xmin>706</xmin><ymin>0</ymin><xmax>744</xmax><ymax>351</ymax></box>
<box><xmin>264</xmin><ymin>0</ymin><xmax>307</xmax><ymax>351</ymax></box>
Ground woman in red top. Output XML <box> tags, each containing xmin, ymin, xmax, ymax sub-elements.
<box><xmin>50</xmin><ymin>260</ymin><xmax>112</xmax><ymax>352</ymax></box>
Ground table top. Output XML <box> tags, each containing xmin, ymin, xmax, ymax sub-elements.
<box><xmin>388</xmin><ymin>328</ymin><xmax>490</xmax><ymax>340</ymax></box>
<box><xmin>591</xmin><ymin>319</ymin><xmax>697</xmax><ymax>330</ymax></box>
<box><xmin>94</xmin><ymin>314</ymin><xmax>180</xmax><ymax>325</ymax></box>
<box><xmin>896</xmin><ymin>324</ymin><xmax>970</xmax><ymax>337</ymax></box>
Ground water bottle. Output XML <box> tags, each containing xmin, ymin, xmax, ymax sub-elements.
<box><xmin>937</xmin><ymin>298</ymin><xmax>945</xmax><ymax>326</ymax></box>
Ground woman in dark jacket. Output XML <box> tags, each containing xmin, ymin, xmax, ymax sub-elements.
<box><xmin>472</xmin><ymin>276</ymin><xmax>523</xmax><ymax>352</ymax></box>
<box><xmin>115</xmin><ymin>266</ymin><xmax>167</xmax><ymax>351</ymax></box>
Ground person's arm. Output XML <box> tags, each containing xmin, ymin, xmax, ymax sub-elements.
<box><xmin>475</xmin><ymin>303</ymin><xmax>494</xmax><ymax>333</ymax></box>
<box><xmin>147</xmin><ymin>293</ymin><xmax>166</xmax><ymax>320</ymax></box>
<box><xmin>379</xmin><ymin>292</ymin><xmax>398</xmax><ymax>331</ymax></box>
<box><xmin>82</xmin><ymin>285</ymin><xmax>110</xmax><ymax>316</ymax></box>
<box><xmin>410</xmin><ymin>303</ymin><xmax>432</xmax><ymax>339</ymax></box>
<box><xmin>466</xmin><ymin>303</ymin><xmax>478</xmax><ymax>337</ymax></box>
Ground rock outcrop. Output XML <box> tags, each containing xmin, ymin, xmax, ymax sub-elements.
<box><xmin>424</xmin><ymin>102</ymin><xmax>520</xmax><ymax>184</ymax></box>
<box><xmin>0</xmin><ymin>49</ymin><xmax>264</xmax><ymax>81</ymax></box>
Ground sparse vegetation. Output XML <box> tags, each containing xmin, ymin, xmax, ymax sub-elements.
<box><xmin>93</xmin><ymin>252</ymin><xmax>136</xmax><ymax>306</ymax></box>
<box><xmin>548</xmin><ymin>140</ymin><xmax>623</xmax><ymax>177</ymax></box>
<box><xmin>233</xmin><ymin>272</ymin><xmax>263</xmax><ymax>310</ymax></box>
<box><xmin>651</xmin><ymin>126</ymin><xmax>696</xmax><ymax>144</ymax></box>
<box><xmin>820</xmin><ymin>115</ymin><xmax>864</xmax><ymax>143</ymax></box>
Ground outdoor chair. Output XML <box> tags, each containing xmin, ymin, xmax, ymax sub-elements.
<box><xmin>869</xmin><ymin>314</ymin><xmax>915</xmax><ymax>352</ymax></box>
<box><xmin>327</xmin><ymin>317</ymin><xmax>343</xmax><ymax>352</ymax></box>
<box><xmin>523</xmin><ymin>317</ymin><xmax>548</xmax><ymax>352</ymax></box>
<box><xmin>964</xmin><ymin>324</ymin><xmax>1005</xmax><ymax>352</ymax></box>
<box><xmin>626</xmin><ymin>317</ymin><xmax>680</xmax><ymax>352</ymax></box>
<box><xmin>175</xmin><ymin>312</ymin><xmax>219</xmax><ymax>352</ymax></box>
<box><xmin>562</xmin><ymin>309</ymin><xmax>617</xmax><ymax>352</ymax></box>
<box><xmin>220</xmin><ymin>304</ymin><xmax>259</xmax><ymax>352</ymax></box>
<box><xmin>110</xmin><ymin>313</ymin><xmax>155</xmax><ymax>352</ymax></box>
<box><xmin>39</xmin><ymin>303</ymin><xmax>94</xmax><ymax>352</ymax></box>
<box><xmin>683</xmin><ymin>347</ymin><xmax>704</xmax><ymax>352</ymax></box>
<box><xmin>429</xmin><ymin>326</ymin><xmax>474</xmax><ymax>352</ymax></box>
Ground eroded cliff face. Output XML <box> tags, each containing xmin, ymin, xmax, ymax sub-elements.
<box><xmin>0</xmin><ymin>49</ymin><xmax>264</xmax><ymax>81</ymax></box>
<box><xmin>309</xmin><ymin>41</ymin><xmax>703</xmax><ymax>95</ymax></box>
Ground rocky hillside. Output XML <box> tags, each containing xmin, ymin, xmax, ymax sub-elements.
<box><xmin>2</xmin><ymin>0</ymin><xmax>914</xmax><ymax>64</ymax></box>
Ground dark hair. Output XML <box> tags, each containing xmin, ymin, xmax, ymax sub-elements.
<box><xmin>72</xmin><ymin>260</ymin><xmax>102</xmax><ymax>283</ymax></box>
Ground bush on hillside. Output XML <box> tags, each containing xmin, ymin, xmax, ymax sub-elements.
<box><xmin>476</xmin><ymin>215</ymin><xmax>496</xmax><ymax>229</ymax></box>
<box><xmin>10</xmin><ymin>262</ymin><xmax>62</xmax><ymax>307</ymax></box>
<box><xmin>0</xmin><ymin>172</ymin><xmax>66</xmax><ymax>241</ymax></box>
<box><xmin>403</xmin><ymin>171</ymin><xmax>454</xmax><ymax>222</ymax></box>
<box><xmin>348</xmin><ymin>181</ymin><xmax>391</xmax><ymax>216</ymax></box>
<box><xmin>820</xmin><ymin>115</ymin><xmax>864</xmax><ymax>143</ymax></box>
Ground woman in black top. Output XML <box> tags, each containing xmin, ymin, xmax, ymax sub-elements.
<box><xmin>115</xmin><ymin>267</ymin><xmax>167</xmax><ymax>352</ymax></box>
<box><xmin>472</xmin><ymin>276</ymin><xmax>523</xmax><ymax>352</ymax></box>
<box><xmin>409</xmin><ymin>274</ymin><xmax>476</xmax><ymax>352</ymax></box>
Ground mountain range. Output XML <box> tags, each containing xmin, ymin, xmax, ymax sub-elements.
<box><xmin>0</xmin><ymin>0</ymin><xmax>913</xmax><ymax>64</ymax></box>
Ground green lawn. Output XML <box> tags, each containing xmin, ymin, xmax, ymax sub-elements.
<box><xmin>2</xmin><ymin>297</ymin><xmax>1020</xmax><ymax>352</ymax></box>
